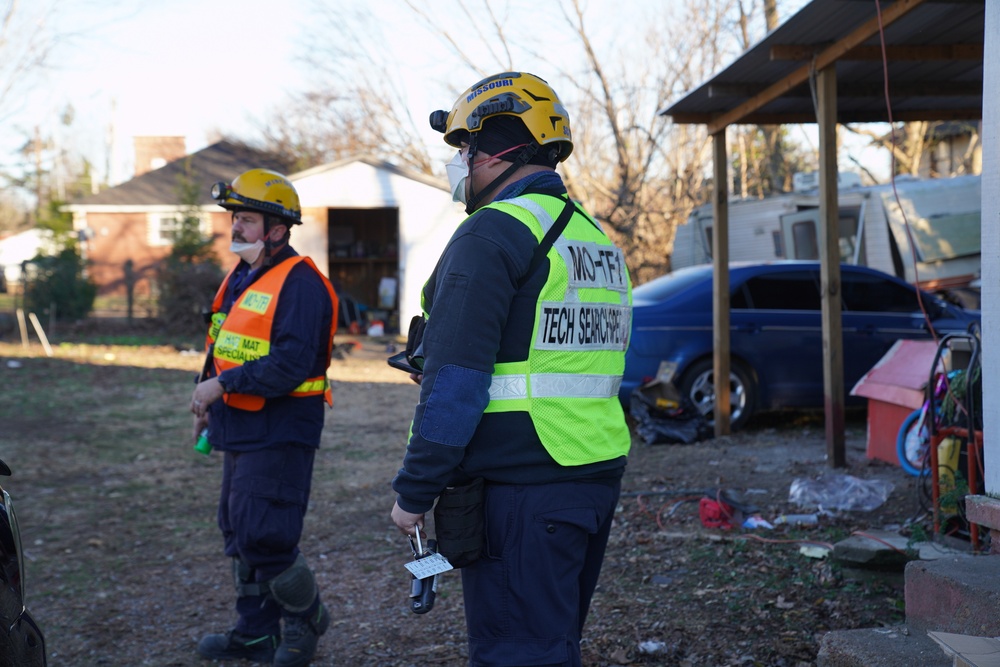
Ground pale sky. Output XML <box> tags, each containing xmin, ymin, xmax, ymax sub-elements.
<box><xmin>5</xmin><ymin>0</ymin><xmax>312</xmax><ymax>184</ymax></box>
<box><xmin>3</xmin><ymin>0</ymin><xmax>889</xmax><ymax>189</ymax></box>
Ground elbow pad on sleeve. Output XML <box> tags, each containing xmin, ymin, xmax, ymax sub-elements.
<box><xmin>419</xmin><ymin>364</ymin><xmax>492</xmax><ymax>447</ymax></box>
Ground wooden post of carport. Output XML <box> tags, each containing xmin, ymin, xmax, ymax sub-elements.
<box><xmin>680</xmin><ymin>76</ymin><xmax>848</xmax><ymax>458</ymax></box>
<box><xmin>661</xmin><ymin>0</ymin><xmax>984</xmax><ymax>470</ymax></box>
<box><xmin>816</xmin><ymin>66</ymin><xmax>846</xmax><ymax>467</ymax></box>
<box><xmin>711</xmin><ymin>132</ymin><xmax>732</xmax><ymax>437</ymax></box>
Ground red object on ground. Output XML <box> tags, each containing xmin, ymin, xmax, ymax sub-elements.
<box><xmin>699</xmin><ymin>497</ymin><xmax>734</xmax><ymax>530</ymax></box>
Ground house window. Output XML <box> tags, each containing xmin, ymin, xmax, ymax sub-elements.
<box><xmin>147</xmin><ymin>212</ymin><xmax>208</xmax><ymax>247</ymax></box>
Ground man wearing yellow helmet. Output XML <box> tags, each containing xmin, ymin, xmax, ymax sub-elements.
<box><xmin>190</xmin><ymin>168</ymin><xmax>338</xmax><ymax>666</ymax></box>
<box><xmin>391</xmin><ymin>72</ymin><xmax>633</xmax><ymax>666</ymax></box>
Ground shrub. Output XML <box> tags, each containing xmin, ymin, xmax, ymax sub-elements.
<box><xmin>154</xmin><ymin>165</ymin><xmax>224</xmax><ymax>336</ymax></box>
<box><xmin>156</xmin><ymin>257</ymin><xmax>224</xmax><ymax>336</ymax></box>
<box><xmin>22</xmin><ymin>248</ymin><xmax>97</xmax><ymax>321</ymax></box>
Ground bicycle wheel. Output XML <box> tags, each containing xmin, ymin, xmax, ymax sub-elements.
<box><xmin>897</xmin><ymin>407</ymin><xmax>930</xmax><ymax>477</ymax></box>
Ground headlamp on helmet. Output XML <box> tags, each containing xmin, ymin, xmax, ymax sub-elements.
<box><xmin>429</xmin><ymin>110</ymin><xmax>449</xmax><ymax>134</ymax></box>
<box><xmin>430</xmin><ymin>71</ymin><xmax>573</xmax><ymax>162</ymax></box>
<box><xmin>212</xmin><ymin>168</ymin><xmax>302</xmax><ymax>224</ymax></box>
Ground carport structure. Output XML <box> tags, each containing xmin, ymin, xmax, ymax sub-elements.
<box><xmin>659</xmin><ymin>0</ymin><xmax>986</xmax><ymax>469</ymax></box>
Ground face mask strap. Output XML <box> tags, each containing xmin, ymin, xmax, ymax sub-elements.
<box><xmin>464</xmin><ymin>141</ymin><xmax>539</xmax><ymax>214</ymax></box>
<box><xmin>463</xmin><ymin>135</ymin><xmax>481</xmax><ymax>212</ymax></box>
<box><xmin>260</xmin><ymin>217</ymin><xmax>291</xmax><ymax>268</ymax></box>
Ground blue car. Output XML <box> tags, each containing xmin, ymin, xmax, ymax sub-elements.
<box><xmin>622</xmin><ymin>261</ymin><xmax>980</xmax><ymax>430</ymax></box>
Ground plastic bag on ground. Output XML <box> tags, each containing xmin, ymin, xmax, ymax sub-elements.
<box><xmin>788</xmin><ymin>473</ymin><xmax>894</xmax><ymax>512</ymax></box>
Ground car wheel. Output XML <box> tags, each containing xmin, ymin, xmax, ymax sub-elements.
<box><xmin>679</xmin><ymin>359</ymin><xmax>756</xmax><ymax>430</ymax></box>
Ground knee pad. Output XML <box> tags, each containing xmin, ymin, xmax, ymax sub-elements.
<box><xmin>267</xmin><ymin>554</ymin><xmax>318</xmax><ymax>614</ymax></box>
<box><xmin>231</xmin><ymin>557</ymin><xmax>265</xmax><ymax>598</ymax></box>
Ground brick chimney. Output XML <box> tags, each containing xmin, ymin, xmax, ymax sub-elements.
<box><xmin>133</xmin><ymin>136</ymin><xmax>187</xmax><ymax>177</ymax></box>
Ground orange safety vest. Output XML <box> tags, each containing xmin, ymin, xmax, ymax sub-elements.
<box><xmin>206</xmin><ymin>256</ymin><xmax>338</xmax><ymax>411</ymax></box>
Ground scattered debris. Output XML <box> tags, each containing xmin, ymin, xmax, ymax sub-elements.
<box><xmin>629</xmin><ymin>382</ymin><xmax>712</xmax><ymax>445</ymax></box>
<box><xmin>789</xmin><ymin>473</ymin><xmax>894</xmax><ymax>512</ymax></box>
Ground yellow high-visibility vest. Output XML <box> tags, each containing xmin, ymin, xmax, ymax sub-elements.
<box><xmin>430</xmin><ymin>193</ymin><xmax>633</xmax><ymax>466</ymax></box>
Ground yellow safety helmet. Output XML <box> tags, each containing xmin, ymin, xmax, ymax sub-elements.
<box><xmin>429</xmin><ymin>72</ymin><xmax>573</xmax><ymax>162</ymax></box>
<box><xmin>211</xmin><ymin>168</ymin><xmax>301</xmax><ymax>224</ymax></box>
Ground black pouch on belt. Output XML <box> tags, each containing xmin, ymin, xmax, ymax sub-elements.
<box><xmin>433</xmin><ymin>477</ymin><xmax>485</xmax><ymax>568</ymax></box>
<box><xmin>405</xmin><ymin>316</ymin><xmax>426</xmax><ymax>362</ymax></box>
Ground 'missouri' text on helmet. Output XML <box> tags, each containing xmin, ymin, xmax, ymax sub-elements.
<box><xmin>429</xmin><ymin>72</ymin><xmax>573</xmax><ymax>162</ymax></box>
<box><xmin>211</xmin><ymin>168</ymin><xmax>302</xmax><ymax>224</ymax></box>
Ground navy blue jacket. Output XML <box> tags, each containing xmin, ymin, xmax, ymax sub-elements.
<box><xmin>206</xmin><ymin>245</ymin><xmax>334</xmax><ymax>452</ymax></box>
<box><xmin>393</xmin><ymin>172</ymin><xmax>626</xmax><ymax>514</ymax></box>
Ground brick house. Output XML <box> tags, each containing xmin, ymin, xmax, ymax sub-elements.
<box><xmin>67</xmin><ymin>142</ymin><xmax>464</xmax><ymax>331</ymax></box>
<box><xmin>65</xmin><ymin>139</ymin><xmax>293</xmax><ymax>305</ymax></box>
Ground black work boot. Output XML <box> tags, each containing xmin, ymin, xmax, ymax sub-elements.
<box><xmin>274</xmin><ymin>603</ymin><xmax>330</xmax><ymax>667</ymax></box>
<box><xmin>197</xmin><ymin>629</ymin><xmax>278</xmax><ymax>663</ymax></box>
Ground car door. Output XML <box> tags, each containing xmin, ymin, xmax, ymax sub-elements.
<box><xmin>839</xmin><ymin>269</ymin><xmax>938</xmax><ymax>387</ymax></box>
<box><xmin>730</xmin><ymin>268</ymin><xmax>825</xmax><ymax>408</ymax></box>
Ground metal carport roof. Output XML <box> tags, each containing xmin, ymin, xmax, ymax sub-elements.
<box><xmin>662</xmin><ymin>0</ymin><xmax>983</xmax><ymax>132</ymax></box>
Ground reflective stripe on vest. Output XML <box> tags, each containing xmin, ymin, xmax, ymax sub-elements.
<box><xmin>208</xmin><ymin>256</ymin><xmax>338</xmax><ymax>411</ymax></box>
<box><xmin>489</xmin><ymin>372</ymin><xmax>623</xmax><ymax>401</ymax></box>
<box><xmin>476</xmin><ymin>193</ymin><xmax>633</xmax><ymax>466</ymax></box>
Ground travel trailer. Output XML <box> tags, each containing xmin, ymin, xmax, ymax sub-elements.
<box><xmin>671</xmin><ymin>174</ymin><xmax>982</xmax><ymax>307</ymax></box>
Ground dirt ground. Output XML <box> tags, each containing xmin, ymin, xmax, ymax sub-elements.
<box><xmin>0</xmin><ymin>332</ymin><xmax>938</xmax><ymax>666</ymax></box>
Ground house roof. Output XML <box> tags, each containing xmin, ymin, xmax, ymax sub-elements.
<box><xmin>290</xmin><ymin>154</ymin><xmax>448</xmax><ymax>192</ymax></box>
<box><xmin>661</xmin><ymin>0</ymin><xmax>984</xmax><ymax>133</ymax></box>
<box><xmin>67</xmin><ymin>140</ymin><xmax>295</xmax><ymax>209</ymax></box>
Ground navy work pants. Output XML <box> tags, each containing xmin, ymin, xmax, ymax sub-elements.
<box><xmin>461</xmin><ymin>479</ymin><xmax>621</xmax><ymax>666</ymax></box>
<box><xmin>217</xmin><ymin>445</ymin><xmax>316</xmax><ymax>636</ymax></box>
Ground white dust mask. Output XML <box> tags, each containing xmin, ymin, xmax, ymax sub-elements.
<box><xmin>230</xmin><ymin>239</ymin><xmax>264</xmax><ymax>264</ymax></box>
<box><xmin>445</xmin><ymin>151</ymin><xmax>469</xmax><ymax>204</ymax></box>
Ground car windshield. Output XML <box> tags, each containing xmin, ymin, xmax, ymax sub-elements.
<box><xmin>633</xmin><ymin>266</ymin><xmax>712</xmax><ymax>303</ymax></box>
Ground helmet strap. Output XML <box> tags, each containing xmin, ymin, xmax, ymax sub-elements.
<box><xmin>464</xmin><ymin>141</ymin><xmax>539</xmax><ymax>214</ymax></box>
<box><xmin>464</xmin><ymin>135</ymin><xmax>481</xmax><ymax>213</ymax></box>
<box><xmin>261</xmin><ymin>217</ymin><xmax>291</xmax><ymax>268</ymax></box>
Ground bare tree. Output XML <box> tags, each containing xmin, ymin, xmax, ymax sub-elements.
<box><xmin>277</xmin><ymin>0</ymin><xmax>807</xmax><ymax>283</ymax></box>
<box><xmin>257</xmin><ymin>3</ymin><xmax>434</xmax><ymax>174</ymax></box>
<box><xmin>0</xmin><ymin>0</ymin><xmax>64</xmax><ymax>124</ymax></box>
<box><xmin>0</xmin><ymin>0</ymin><xmax>122</xmax><ymax>230</ymax></box>
<box><xmin>727</xmin><ymin>0</ymin><xmax>801</xmax><ymax>199</ymax></box>
<box><xmin>387</xmin><ymin>0</ymin><xmax>764</xmax><ymax>283</ymax></box>
<box><xmin>758</xmin><ymin>0</ymin><xmax>791</xmax><ymax>194</ymax></box>
<box><xmin>0</xmin><ymin>0</ymin><xmax>60</xmax><ymax>231</ymax></box>
<box><xmin>842</xmin><ymin>120</ymin><xmax>982</xmax><ymax>179</ymax></box>
<box><xmin>551</xmin><ymin>0</ymin><xmax>727</xmax><ymax>283</ymax></box>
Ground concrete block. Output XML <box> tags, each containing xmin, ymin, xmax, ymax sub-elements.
<box><xmin>831</xmin><ymin>530</ymin><xmax>966</xmax><ymax>568</ymax></box>
<box><xmin>833</xmin><ymin>530</ymin><xmax>918</xmax><ymax>568</ymax></box>
<box><xmin>817</xmin><ymin>627</ymin><xmax>951</xmax><ymax>666</ymax></box>
<box><xmin>967</xmin><ymin>496</ymin><xmax>1000</xmax><ymax>555</ymax></box>
<box><xmin>905</xmin><ymin>555</ymin><xmax>1000</xmax><ymax>636</ymax></box>
<box><xmin>928</xmin><ymin>631</ymin><xmax>1000</xmax><ymax>667</ymax></box>
<box><xmin>965</xmin><ymin>495</ymin><xmax>1000</xmax><ymax>531</ymax></box>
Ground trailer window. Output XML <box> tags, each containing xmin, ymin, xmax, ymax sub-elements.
<box><xmin>790</xmin><ymin>222</ymin><xmax>818</xmax><ymax>259</ymax></box>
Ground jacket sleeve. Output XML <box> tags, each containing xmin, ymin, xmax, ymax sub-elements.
<box><xmin>392</xmin><ymin>211</ymin><xmax>537</xmax><ymax>513</ymax></box>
